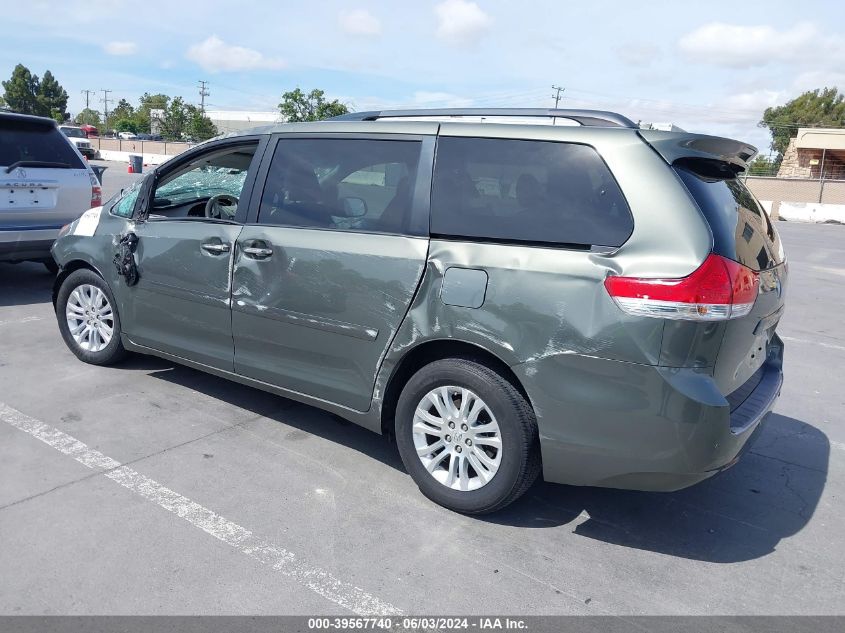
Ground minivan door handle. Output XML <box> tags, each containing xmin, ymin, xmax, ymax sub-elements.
<box><xmin>201</xmin><ymin>242</ymin><xmax>231</xmax><ymax>254</ymax></box>
<box><xmin>242</xmin><ymin>244</ymin><xmax>273</xmax><ymax>259</ymax></box>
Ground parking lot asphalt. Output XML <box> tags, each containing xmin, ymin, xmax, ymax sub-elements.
<box><xmin>0</xmin><ymin>221</ymin><xmax>843</xmax><ymax>615</ymax></box>
<box><xmin>91</xmin><ymin>160</ymin><xmax>145</xmax><ymax>201</ymax></box>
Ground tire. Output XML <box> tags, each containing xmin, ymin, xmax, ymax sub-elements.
<box><xmin>56</xmin><ymin>269</ymin><xmax>127</xmax><ymax>366</ymax></box>
<box><xmin>395</xmin><ymin>357</ymin><xmax>541</xmax><ymax>514</ymax></box>
<box><xmin>43</xmin><ymin>259</ymin><xmax>59</xmax><ymax>274</ymax></box>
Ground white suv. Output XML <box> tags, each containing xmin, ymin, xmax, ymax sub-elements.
<box><xmin>59</xmin><ymin>125</ymin><xmax>99</xmax><ymax>159</ymax></box>
<box><xmin>1</xmin><ymin>112</ymin><xmax>102</xmax><ymax>273</ymax></box>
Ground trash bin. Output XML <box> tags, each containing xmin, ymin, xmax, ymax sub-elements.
<box><xmin>129</xmin><ymin>154</ymin><xmax>143</xmax><ymax>174</ymax></box>
<box><xmin>90</xmin><ymin>164</ymin><xmax>107</xmax><ymax>185</ymax></box>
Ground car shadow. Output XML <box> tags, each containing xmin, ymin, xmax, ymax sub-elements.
<box><xmin>485</xmin><ymin>413</ymin><xmax>828</xmax><ymax>563</ymax></box>
<box><xmin>138</xmin><ymin>357</ymin><xmax>406</xmax><ymax>472</ymax></box>
<box><xmin>0</xmin><ymin>262</ymin><xmax>55</xmax><ymax>307</ymax></box>
<box><xmin>136</xmin><ymin>357</ymin><xmax>826</xmax><ymax>564</ymax></box>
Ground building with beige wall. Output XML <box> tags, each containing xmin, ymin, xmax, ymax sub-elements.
<box><xmin>777</xmin><ymin>127</ymin><xmax>845</xmax><ymax>180</ymax></box>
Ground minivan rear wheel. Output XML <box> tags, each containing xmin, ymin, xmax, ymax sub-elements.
<box><xmin>395</xmin><ymin>358</ymin><xmax>541</xmax><ymax>513</ymax></box>
<box><xmin>56</xmin><ymin>269</ymin><xmax>127</xmax><ymax>366</ymax></box>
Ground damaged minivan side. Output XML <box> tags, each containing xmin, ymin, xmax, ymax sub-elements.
<box><xmin>51</xmin><ymin>109</ymin><xmax>785</xmax><ymax>513</ymax></box>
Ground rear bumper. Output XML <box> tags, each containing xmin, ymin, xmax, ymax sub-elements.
<box><xmin>513</xmin><ymin>337</ymin><xmax>784</xmax><ymax>491</ymax></box>
<box><xmin>0</xmin><ymin>229</ymin><xmax>60</xmax><ymax>262</ymax></box>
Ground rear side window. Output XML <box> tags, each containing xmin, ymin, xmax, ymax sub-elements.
<box><xmin>0</xmin><ymin>119</ymin><xmax>85</xmax><ymax>169</ymax></box>
<box><xmin>431</xmin><ymin>137</ymin><xmax>633</xmax><ymax>247</ymax></box>
<box><xmin>675</xmin><ymin>167</ymin><xmax>783</xmax><ymax>271</ymax></box>
<box><xmin>259</xmin><ymin>138</ymin><xmax>422</xmax><ymax>235</ymax></box>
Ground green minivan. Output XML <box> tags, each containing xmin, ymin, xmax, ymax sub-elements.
<box><xmin>51</xmin><ymin>109</ymin><xmax>786</xmax><ymax>513</ymax></box>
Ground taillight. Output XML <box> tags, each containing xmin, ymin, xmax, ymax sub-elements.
<box><xmin>604</xmin><ymin>254</ymin><xmax>759</xmax><ymax>321</ymax></box>
<box><xmin>88</xmin><ymin>171</ymin><xmax>102</xmax><ymax>208</ymax></box>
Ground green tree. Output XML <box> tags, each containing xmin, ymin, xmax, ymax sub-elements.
<box><xmin>278</xmin><ymin>88</ymin><xmax>348</xmax><ymax>122</ymax></box>
<box><xmin>747</xmin><ymin>154</ymin><xmax>781</xmax><ymax>176</ymax></box>
<box><xmin>186</xmin><ymin>105</ymin><xmax>218</xmax><ymax>141</ymax></box>
<box><xmin>158</xmin><ymin>96</ymin><xmax>190</xmax><ymax>140</ymax></box>
<box><xmin>36</xmin><ymin>70</ymin><xmax>68</xmax><ymax>120</ymax></box>
<box><xmin>2</xmin><ymin>64</ymin><xmax>40</xmax><ymax>115</ymax></box>
<box><xmin>760</xmin><ymin>87</ymin><xmax>845</xmax><ymax>156</ymax></box>
<box><xmin>74</xmin><ymin>108</ymin><xmax>101</xmax><ymax>126</ymax></box>
<box><xmin>106</xmin><ymin>98</ymin><xmax>135</xmax><ymax>130</ymax></box>
<box><xmin>114</xmin><ymin>118</ymin><xmax>138</xmax><ymax>133</ymax></box>
<box><xmin>136</xmin><ymin>92</ymin><xmax>169</xmax><ymax>134</ymax></box>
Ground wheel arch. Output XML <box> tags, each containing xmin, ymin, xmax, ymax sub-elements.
<box><xmin>380</xmin><ymin>338</ymin><xmax>532</xmax><ymax>435</ymax></box>
<box><xmin>52</xmin><ymin>259</ymin><xmax>108</xmax><ymax>309</ymax></box>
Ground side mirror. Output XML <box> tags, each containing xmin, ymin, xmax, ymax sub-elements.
<box><xmin>341</xmin><ymin>196</ymin><xmax>367</xmax><ymax>218</ymax></box>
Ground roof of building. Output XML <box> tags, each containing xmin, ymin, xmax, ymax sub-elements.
<box><xmin>795</xmin><ymin>127</ymin><xmax>845</xmax><ymax>151</ymax></box>
<box><xmin>205</xmin><ymin>110</ymin><xmax>283</xmax><ymax>123</ymax></box>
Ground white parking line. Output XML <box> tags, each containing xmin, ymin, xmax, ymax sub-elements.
<box><xmin>0</xmin><ymin>402</ymin><xmax>402</xmax><ymax>616</ymax></box>
<box><xmin>0</xmin><ymin>316</ymin><xmax>42</xmax><ymax>327</ymax></box>
<box><xmin>780</xmin><ymin>335</ymin><xmax>845</xmax><ymax>353</ymax></box>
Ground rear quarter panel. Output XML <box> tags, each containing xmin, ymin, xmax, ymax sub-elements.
<box><xmin>375</xmin><ymin>126</ymin><xmax>714</xmax><ymax>390</ymax></box>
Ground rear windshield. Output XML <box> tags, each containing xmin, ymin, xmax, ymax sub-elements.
<box><xmin>431</xmin><ymin>137</ymin><xmax>633</xmax><ymax>247</ymax></box>
<box><xmin>0</xmin><ymin>119</ymin><xmax>85</xmax><ymax>169</ymax></box>
<box><xmin>675</xmin><ymin>167</ymin><xmax>783</xmax><ymax>271</ymax></box>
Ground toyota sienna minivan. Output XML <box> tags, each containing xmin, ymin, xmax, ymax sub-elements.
<box><xmin>50</xmin><ymin>108</ymin><xmax>786</xmax><ymax>513</ymax></box>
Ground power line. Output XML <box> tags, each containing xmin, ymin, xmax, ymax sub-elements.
<box><xmin>198</xmin><ymin>80</ymin><xmax>210</xmax><ymax>115</ymax></box>
<box><xmin>81</xmin><ymin>89</ymin><xmax>95</xmax><ymax>110</ymax></box>
<box><xmin>552</xmin><ymin>85</ymin><xmax>564</xmax><ymax>108</ymax></box>
<box><xmin>100</xmin><ymin>89</ymin><xmax>112</xmax><ymax>123</ymax></box>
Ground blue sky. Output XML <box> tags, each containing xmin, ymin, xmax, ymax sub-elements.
<box><xmin>2</xmin><ymin>0</ymin><xmax>844</xmax><ymax>152</ymax></box>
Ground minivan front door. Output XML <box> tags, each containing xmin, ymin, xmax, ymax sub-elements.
<box><xmin>231</xmin><ymin>134</ymin><xmax>434</xmax><ymax>411</ymax></box>
<box><xmin>125</xmin><ymin>220</ymin><xmax>243</xmax><ymax>369</ymax></box>
<box><xmin>119</xmin><ymin>139</ymin><xmax>263</xmax><ymax>370</ymax></box>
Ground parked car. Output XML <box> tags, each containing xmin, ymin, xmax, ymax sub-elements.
<box><xmin>50</xmin><ymin>108</ymin><xmax>786</xmax><ymax>513</ymax></box>
<box><xmin>59</xmin><ymin>125</ymin><xmax>99</xmax><ymax>159</ymax></box>
<box><xmin>118</xmin><ymin>131</ymin><xmax>138</xmax><ymax>140</ymax></box>
<box><xmin>80</xmin><ymin>124</ymin><xmax>99</xmax><ymax>138</ymax></box>
<box><xmin>1</xmin><ymin>112</ymin><xmax>102</xmax><ymax>273</ymax></box>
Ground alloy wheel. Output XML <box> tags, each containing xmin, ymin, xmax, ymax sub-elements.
<box><xmin>412</xmin><ymin>386</ymin><xmax>503</xmax><ymax>492</ymax></box>
<box><xmin>65</xmin><ymin>284</ymin><xmax>114</xmax><ymax>353</ymax></box>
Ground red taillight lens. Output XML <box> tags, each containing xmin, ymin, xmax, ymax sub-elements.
<box><xmin>604</xmin><ymin>254</ymin><xmax>759</xmax><ymax>321</ymax></box>
<box><xmin>88</xmin><ymin>171</ymin><xmax>102</xmax><ymax>208</ymax></box>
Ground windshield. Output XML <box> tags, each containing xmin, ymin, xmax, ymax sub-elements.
<box><xmin>155</xmin><ymin>167</ymin><xmax>248</xmax><ymax>204</ymax></box>
<box><xmin>61</xmin><ymin>127</ymin><xmax>86</xmax><ymax>138</ymax></box>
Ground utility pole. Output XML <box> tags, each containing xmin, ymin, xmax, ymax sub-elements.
<box><xmin>81</xmin><ymin>89</ymin><xmax>95</xmax><ymax>110</ymax></box>
<box><xmin>552</xmin><ymin>85</ymin><xmax>565</xmax><ymax>108</ymax></box>
<box><xmin>198</xmin><ymin>80</ymin><xmax>210</xmax><ymax>115</ymax></box>
<box><xmin>100</xmin><ymin>89</ymin><xmax>112</xmax><ymax>125</ymax></box>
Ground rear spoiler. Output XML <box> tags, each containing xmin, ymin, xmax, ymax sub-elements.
<box><xmin>638</xmin><ymin>129</ymin><xmax>757</xmax><ymax>174</ymax></box>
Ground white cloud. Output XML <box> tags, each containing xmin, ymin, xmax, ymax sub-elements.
<box><xmin>186</xmin><ymin>36</ymin><xmax>286</xmax><ymax>73</ymax></box>
<box><xmin>434</xmin><ymin>0</ymin><xmax>492</xmax><ymax>46</ymax></box>
<box><xmin>339</xmin><ymin>9</ymin><xmax>381</xmax><ymax>36</ymax></box>
<box><xmin>792</xmin><ymin>70</ymin><xmax>845</xmax><ymax>92</ymax></box>
<box><xmin>721</xmin><ymin>89</ymin><xmax>784</xmax><ymax>114</ymax></box>
<box><xmin>104</xmin><ymin>41</ymin><xmax>138</xmax><ymax>56</ymax></box>
<box><xmin>616</xmin><ymin>43</ymin><xmax>659</xmax><ymax>67</ymax></box>
<box><xmin>678</xmin><ymin>22</ymin><xmax>843</xmax><ymax>69</ymax></box>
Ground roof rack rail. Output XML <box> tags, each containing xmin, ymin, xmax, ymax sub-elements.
<box><xmin>330</xmin><ymin>108</ymin><xmax>638</xmax><ymax>129</ymax></box>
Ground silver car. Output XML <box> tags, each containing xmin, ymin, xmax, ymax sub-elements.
<box><xmin>1</xmin><ymin>112</ymin><xmax>101</xmax><ymax>273</ymax></box>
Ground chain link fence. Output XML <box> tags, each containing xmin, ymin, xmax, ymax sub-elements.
<box><xmin>746</xmin><ymin>176</ymin><xmax>845</xmax><ymax>220</ymax></box>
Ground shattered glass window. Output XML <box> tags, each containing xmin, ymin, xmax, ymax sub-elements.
<box><xmin>156</xmin><ymin>167</ymin><xmax>248</xmax><ymax>204</ymax></box>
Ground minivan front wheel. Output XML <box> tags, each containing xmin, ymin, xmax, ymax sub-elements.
<box><xmin>395</xmin><ymin>358</ymin><xmax>541</xmax><ymax>513</ymax></box>
<box><xmin>56</xmin><ymin>269</ymin><xmax>127</xmax><ymax>365</ymax></box>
